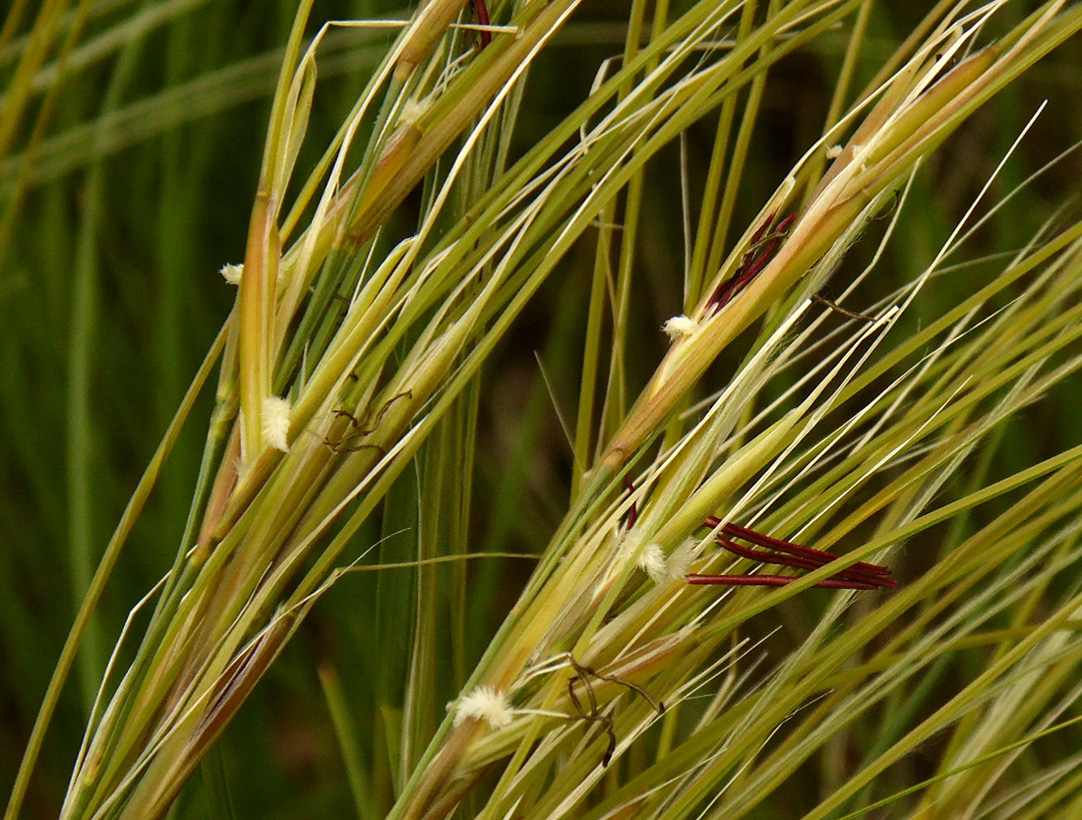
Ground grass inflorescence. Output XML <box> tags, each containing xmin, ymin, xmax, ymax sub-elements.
<box><xmin>5</xmin><ymin>1</ymin><xmax>1082</xmax><ymax>819</ymax></box>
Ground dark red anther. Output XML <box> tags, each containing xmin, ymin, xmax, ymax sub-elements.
<box><xmin>709</xmin><ymin>211</ymin><xmax>798</xmax><ymax>312</ymax></box>
<box><xmin>471</xmin><ymin>0</ymin><xmax>491</xmax><ymax>48</ymax></box>
<box><xmin>625</xmin><ymin>475</ymin><xmax>638</xmax><ymax>529</ymax></box>
<box><xmin>618</xmin><ymin>480</ymin><xmax>894</xmax><ymax>591</ymax></box>
<box><xmin>689</xmin><ymin>516</ymin><xmax>895</xmax><ymax>591</ymax></box>
<box><xmin>687</xmin><ymin>574</ymin><xmax>882</xmax><ymax>590</ymax></box>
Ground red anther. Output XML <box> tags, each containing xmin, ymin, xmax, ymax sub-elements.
<box><xmin>687</xmin><ymin>574</ymin><xmax>882</xmax><ymax>590</ymax></box>
<box><xmin>471</xmin><ymin>0</ymin><xmax>491</xmax><ymax>48</ymax></box>
<box><xmin>709</xmin><ymin>211</ymin><xmax>798</xmax><ymax>312</ymax></box>
<box><xmin>708</xmin><ymin>518</ymin><xmax>893</xmax><ymax>584</ymax></box>
<box><xmin>617</xmin><ymin>477</ymin><xmax>892</xmax><ymax>591</ymax></box>
<box><xmin>691</xmin><ymin>517</ymin><xmax>895</xmax><ymax>591</ymax></box>
<box><xmin>625</xmin><ymin>475</ymin><xmax>638</xmax><ymax>529</ymax></box>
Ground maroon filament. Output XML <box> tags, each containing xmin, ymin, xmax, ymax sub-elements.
<box><xmin>709</xmin><ymin>211</ymin><xmax>798</xmax><ymax>312</ymax></box>
<box><xmin>691</xmin><ymin>517</ymin><xmax>896</xmax><ymax>591</ymax></box>
<box><xmin>471</xmin><ymin>0</ymin><xmax>492</xmax><ymax>47</ymax></box>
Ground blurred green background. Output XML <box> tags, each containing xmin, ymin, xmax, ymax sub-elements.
<box><xmin>2</xmin><ymin>1</ymin><xmax>1081</xmax><ymax>816</ymax></box>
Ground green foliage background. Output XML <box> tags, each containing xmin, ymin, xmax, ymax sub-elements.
<box><xmin>3</xmin><ymin>1</ymin><xmax>1082</xmax><ymax>817</ymax></box>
